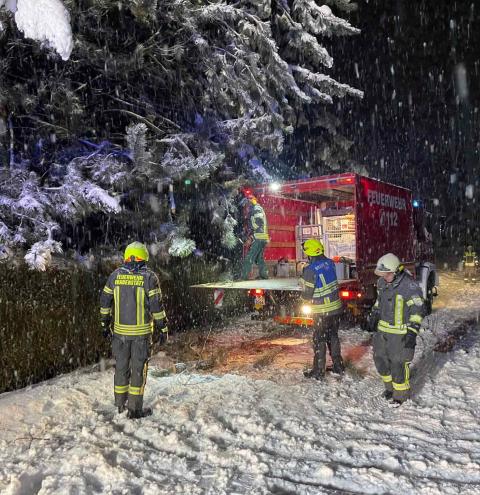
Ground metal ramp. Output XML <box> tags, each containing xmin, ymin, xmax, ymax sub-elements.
<box><xmin>191</xmin><ymin>277</ymin><xmax>303</xmax><ymax>291</ymax></box>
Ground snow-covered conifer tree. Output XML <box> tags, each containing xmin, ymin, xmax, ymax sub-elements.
<box><xmin>0</xmin><ymin>0</ymin><xmax>362</xmax><ymax>268</ymax></box>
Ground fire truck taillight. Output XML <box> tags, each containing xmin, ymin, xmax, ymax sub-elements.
<box><xmin>339</xmin><ymin>290</ymin><xmax>363</xmax><ymax>300</ymax></box>
<box><xmin>248</xmin><ymin>288</ymin><xmax>265</xmax><ymax>297</ymax></box>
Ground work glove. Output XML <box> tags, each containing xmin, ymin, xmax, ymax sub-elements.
<box><xmin>366</xmin><ymin>309</ymin><xmax>380</xmax><ymax>333</ymax></box>
<box><xmin>100</xmin><ymin>317</ymin><xmax>112</xmax><ymax>339</ymax></box>
<box><xmin>153</xmin><ymin>319</ymin><xmax>168</xmax><ymax>345</ymax></box>
<box><xmin>404</xmin><ymin>323</ymin><xmax>421</xmax><ymax>349</ymax></box>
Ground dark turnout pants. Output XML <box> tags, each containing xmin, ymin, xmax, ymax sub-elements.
<box><xmin>311</xmin><ymin>314</ymin><xmax>343</xmax><ymax>374</ymax></box>
<box><xmin>464</xmin><ymin>266</ymin><xmax>477</xmax><ymax>282</ymax></box>
<box><xmin>241</xmin><ymin>239</ymin><xmax>268</xmax><ymax>279</ymax></box>
<box><xmin>373</xmin><ymin>331</ymin><xmax>414</xmax><ymax>402</ymax></box>
<box><xmin>112</xmin><ymin>335</ymin><xmax>150</xmax><ymax>412</ymax></box>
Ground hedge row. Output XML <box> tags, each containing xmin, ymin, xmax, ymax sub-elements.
<box><xmin>0</xmin><ymin>259</ymin><xmax>245</xmax><ymax>393</ymax></box>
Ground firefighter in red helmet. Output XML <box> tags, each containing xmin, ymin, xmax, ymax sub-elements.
<box><xmin>239</xmin><ymin>190</ymin><xmax>270</xmax><ymax>280</ymax></box>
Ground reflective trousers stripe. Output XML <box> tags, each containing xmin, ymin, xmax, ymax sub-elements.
<box><xmin>392</xmin><ymin>362</ymin><xmax>411</xmax><ymax>391</ymax></box>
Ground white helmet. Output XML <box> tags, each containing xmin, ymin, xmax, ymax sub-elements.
<box><xmin>375</xmin><ymin>253</ymin><xmax>401</xmax><ymax>275</ymax></box>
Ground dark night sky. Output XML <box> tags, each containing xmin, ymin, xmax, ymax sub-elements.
<box><xmin>331</xmin><ymin>0</ymin><xmax>480</xmax><ymax>248</ymax></box>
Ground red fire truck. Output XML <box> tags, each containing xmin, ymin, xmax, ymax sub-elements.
<box><xmin>194</xmin><ymin>173</ymin><xmax>438</xmax><ymax>326</ymax></box>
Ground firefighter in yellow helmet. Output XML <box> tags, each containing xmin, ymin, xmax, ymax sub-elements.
<box><xmin>368</xmin><ymin>253</ymin><xmax>425</xmax><ymax>404</ymax></box>
<box><xmin>463</xmin><ymin>245</ymin><xmax>478</xmax><ymax>283</ymax></box>
<box><xmin>300</xmin><ymin>239</ymin><xmax>344</xmax><ymax>380</ymax></box>
<box><xmin>99</xmin><ymin>242</ymin><xmax>168</xmax><ymax>419</ymax></box>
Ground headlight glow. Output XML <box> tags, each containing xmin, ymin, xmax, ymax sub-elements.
<box><xmin>269</xmin><ymin>182</ymin><xmax>281</xmax><ymax>192</ymax></box>
<box><xmin>301</xmin><ymin>304</ymin><xmax>312</xmax><ymax>315</ymax></box>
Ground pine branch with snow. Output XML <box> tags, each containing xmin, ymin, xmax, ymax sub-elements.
<box><xmin>168</xmin><ymin>236</ymin><xmax>196</xmax><ymax>258</ymax></box>
<box><xmin>221</xmin><ymin>215</ymin><xmax>239</xmax><ymax>249</ymax></box>
<box><xmin>24</xmin><ymin>238</ymin><xmax>63</xmax><ymax>271</ymax></box>
<box><xmin>126</xmin><ymin>123</ymin><xmax>151</xmax><ymax>174</ymax></box>
<box><xmin>0</xmin><ymin>0</ymin><xmax>363</xmax><ymax>265</ymax></box>
<box><xmin>291</xmin><ymin>1</ymin><xmax>360</xmax><ymax>37</ymax></box>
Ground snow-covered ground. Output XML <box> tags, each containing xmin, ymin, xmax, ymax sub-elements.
<box><xmin>1</xmin><ymin>272</ymin><xmax>479</xmax><ymax>494</ymax></box>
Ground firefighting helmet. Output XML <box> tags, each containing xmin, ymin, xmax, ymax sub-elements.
<box><xmin>467</xmin><ymin>245</ymin><xmax>473</xmax><ymax>251</ymax></box>
<box><xmin>302</xmin><ymin>239</ymin><xmax>324</xmax><ymax>257</ymax></box>
<box><xmin>374</xmin><ymin>253</ymin><xmax>401</xmax><ymax>275</ymax></box>
<box><xmin>240</xmin><ymin>189</ymin><xmax>258</xmax><ymax>206</ymax></box>
<box><xmin>124</xmin><ymin>242</ymin><xmax>149</xmax><ymax>262</ymax></box>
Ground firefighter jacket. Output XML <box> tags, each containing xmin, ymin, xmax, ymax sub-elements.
<box><xmin>99</xmin><ymin>263</ymin><xmax>167</xmax><ymax>337</ymax></box>
<box><xmin>463</xmin><ymin>250</ymin><xmax>478</xmax><ymax>267</ymax></box>
<box><xmin>301</xmin><ymin>255</ymin><xmax>343</xmax><ymax>316</ymax></box>
<box><xmin>247</xmin><ymin>203</ymin><xmax>269</xmax><ymax>241</ymax></box>
<box><xmin>372</xmin><ymin>271</ymin><xmax>424</xmax><ymax>335</ymax></box>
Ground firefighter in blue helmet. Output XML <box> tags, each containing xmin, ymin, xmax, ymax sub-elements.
<box><xmin>239</xmin><ymin>192</ymin><xmax>270</xmax><ymax>280</ymax></box>
<box><xmin>300</xmin><ymin>239</ymin><xmax>344</xmax><ymax>380</ymax></box>
<box><xmin>368</xmin><ymin>253</ymin><xmax>425</xmax><ymax>404</ymax></box>
<box><xmin>99</xmin><ymin>242</ymin><xmax>168</xmax><ymax>419</ymax></box>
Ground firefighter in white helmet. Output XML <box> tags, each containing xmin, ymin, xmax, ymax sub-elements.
<box><xmin>367</xmin><ymin>253</ymin><xmax>425</xmax><ymax>404</ymax></box>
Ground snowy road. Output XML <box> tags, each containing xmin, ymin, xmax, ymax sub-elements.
<box><xmin>1</xmin><ymin>272</ymin><xmax>479</xmax><ymax>494</ymax></box>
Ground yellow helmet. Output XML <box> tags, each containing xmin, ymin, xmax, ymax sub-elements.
<box><xmin>302</xmin><ymin>239</ymin><xmax>324</xmax><ymax>257</ymax></box>
<box><xmin>124</xmin><ymin>242</ymin><xmax>149</xmax><ymax>262</ymax></box>
<box><xmin>374</xmin><ymin>253</ymin><xmax>401</xmax><ymax>275</ymax></box>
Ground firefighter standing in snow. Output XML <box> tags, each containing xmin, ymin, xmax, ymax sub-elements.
<box><xmin>239</xmin><ymin>193</ymin><xmax>270</xmax><ymax>280</ymax></box>
<box><xmin>368</xmin><ymin>253</ymin><xmax>425</xmax><ymax>403</ymax></box>
<box><xmin>100</xmin><ymin>242</ymin><xmax>168</xmax><ymax>419</ymax></box>
<box><xmin>300</xmin><ymin>239</ymin><xmax>344</xmax><ymax>379</ymax></box>
<box><xmin>463</xmin><ymin>245</ymin><xmax>478</xmax><ymax>283</ymax></box>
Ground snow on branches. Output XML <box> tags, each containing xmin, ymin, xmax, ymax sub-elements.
<box><xmin>168</xmin><ymin>236</ymin><xmax>196</xmax><ymax>258</ymax></box>
<box><xmin>3</xmin><ymin>0</ymin><xmax>73</xmax><ymax>60</ymax></box>
<box><xmin>0</xmin><ymin>156</ymin><xmax>122</xmax><ymax>269</ymax></box>
<box><xmin>0</xmin><ymin>0</ymin><xmax>363</xmax><ymax>265</ymax></box>
<box><xmin>292</xmin><ymin>1</ymin><xmax>360</xmax><ymax>37</ymax></box>
<box><xmin>126</xmin><ymin>123</ymin><xmax>151</xmax><ymax>174</ymax></box>
<box><xmin>158</xmin><ymin>134</ymin><xmax>225</xmax><ymax>181</ymax></box>
<box><xmin>24</xmin><ymin>239</ymin><xmax>63</xmax><ymax>271</ymax></box>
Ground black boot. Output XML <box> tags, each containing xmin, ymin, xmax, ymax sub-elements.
<box><xmin>303</xmin><ymin>369</ymin><xmax>325</xmax><ymax>380</ymax></box>
<box><xmin>383</xmin><ymin>390</ymin><xmax>393</xmax><ymax>400</ymax></box>
<box><xmin>305</xmin><ymin>342</ymin><xmax>326</xmax><ymax>380</ymax></box>
<box><xmin>117</xmin><ymin>404</ymin><xmax>127</xmax><ymax>414</ymax></box>
<box><xmin>127</xmin><ymin>407</ymin><xmax>153</xmax><ymax>419</ymax></box>
<box><xmin>331</xmin><ymin>360</ymin><xmax>345</xmax><ymax>375</ymax></box>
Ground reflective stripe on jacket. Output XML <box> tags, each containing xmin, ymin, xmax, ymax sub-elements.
<box><xmin>301</xmin><ymin>255</ymin><xmax>343</xmax><ymax>316</ymax></box>
<box><xmin>463</xmin><ymin>251</ymin><xmax>478</xmax><ymax>267</ymax></box>
<box><xmin>249</xmin><ymin>204</ymin><xmax>269</xmax><ymax>241</ymax></box>
<box><xmin>99</xmin><ymin>263</ymin><xmax>167</xmax><ymax>336</ymax></box>
<box><xmin>373</xmin><ymin>271</ymin><xmax>424</xmax><ymax>335</ymax></box>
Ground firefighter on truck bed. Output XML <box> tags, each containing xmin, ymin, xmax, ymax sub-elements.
<box><xmin>239</xmin><ymin>191</ymin><xmax>270</xmax><ymax>280</ymax></box>
<box><xmin>300</xmin><ymin>239</ymin><xmax>345</xmax><ymax>380</ymax></box>
<box><xmin>367</xmin><ymin>253</ymin><xmax>425</xmax><ymax>405</ymax></box>
<box><xmin>99</xmin><ymin>242</ymin><xmax>168</xmax><ymax>419</ymax></box>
